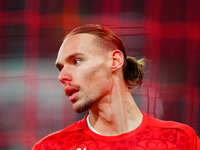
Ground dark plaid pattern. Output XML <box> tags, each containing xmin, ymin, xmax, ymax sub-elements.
<box><xmin>0</xmin><ymin>0</ymin><xmax>199</xmax><ymax>149</ymax></box>
<box><xmin>144</xmin><ymin>0</ymin><xmax>200</xmax><ymax>134</ymax></box>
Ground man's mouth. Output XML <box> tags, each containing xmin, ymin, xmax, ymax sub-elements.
<box><xmin>68</xmin><ymin>91</ymin><xmax>79</xmax><ymax>103</ymax></box>
<box><xmin>64</xmin><ymin>86</ymin><xmax>79</xmax><ymax>102</ymax></box>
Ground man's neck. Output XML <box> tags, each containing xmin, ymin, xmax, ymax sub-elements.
<box><xmin>88</xmin><ymin>79</ymin><xmax>143</xmax><ymax>136</ymax></box>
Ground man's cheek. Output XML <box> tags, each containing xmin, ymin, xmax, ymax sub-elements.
<box><xmin>84</xmin><ymin>68</ymin><xmax>99</xmax><ymax>83</ymax></box>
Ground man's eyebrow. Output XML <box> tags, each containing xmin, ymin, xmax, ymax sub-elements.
<box><xmin>66</xmin><ymin>53</ymin><xmax>84</xmax><ymax>60</ymax></box>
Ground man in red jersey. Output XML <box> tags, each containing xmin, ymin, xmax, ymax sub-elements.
<box><xmin>32</xmin><ymin>24</ymin><xmax>199</xmax><ymax>150</ymax></box>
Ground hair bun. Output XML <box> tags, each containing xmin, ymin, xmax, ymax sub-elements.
<box><xmin>123</xmin><ymin>56</ymin><xmax>145</xmax><ymax>89</ymax></box>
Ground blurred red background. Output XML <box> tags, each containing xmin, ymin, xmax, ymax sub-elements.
<box><xmin>0</xmin><ymin>0</ymin><xmax>199</xmax><ymax>149</ymax></box>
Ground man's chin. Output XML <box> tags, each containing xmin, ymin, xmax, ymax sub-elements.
<box><xmin>72</xmin><ymin>101</ymin><xmax>92</xmax><ymax>113</ymax></box>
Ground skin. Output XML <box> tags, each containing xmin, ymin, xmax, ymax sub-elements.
<box><xmin>55</xmin><ymin>33</ymin><xmax>143</xmax><ymax>136</ymax></box>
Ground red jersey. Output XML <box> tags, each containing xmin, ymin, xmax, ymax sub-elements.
<box><xmin>32</xmin><ymin>112</ymin><xmax>199</xmax><ymax>150</ymax></box>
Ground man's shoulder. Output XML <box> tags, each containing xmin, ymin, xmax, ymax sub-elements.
<box><xmin>142</xmin><ymin>113</ymin><xmax>199</xmax><ymax>149</ymax></box>
<box><xmin>32</xmin><ymin>117</ymin><xmax>87</xmax><ymax>150</ymax></box>
<box><xmin>146</xmin><ymin>113</ymin><xmax>197</xmax><ymax>136</ymax></box>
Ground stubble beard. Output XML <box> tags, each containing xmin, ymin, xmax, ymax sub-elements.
<box><xmin>73</xmin><ymin>95</ymin><xmax>95</xmax><ymax>113</ymax></box>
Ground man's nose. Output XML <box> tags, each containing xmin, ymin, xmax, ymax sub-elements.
<box><xmin>58</xmin><ymin>68</ymin><xmax>72</xmax><ymax>85</ymax></box>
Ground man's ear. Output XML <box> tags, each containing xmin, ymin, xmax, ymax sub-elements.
<box><xmin>111</xmin><ymin>50</ymin><xmax>124</xmax><ymax>72</ymax></box>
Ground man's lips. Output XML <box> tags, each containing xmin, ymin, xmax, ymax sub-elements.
<box><xmin>64</xmin><ymin>86</ymin><xmax>79</xmax><ymax>102</ymax></box>
<box><xmin>68</xmin><ymin>92</ymin><xmax>79</xmax><ymax>103</ymax></box>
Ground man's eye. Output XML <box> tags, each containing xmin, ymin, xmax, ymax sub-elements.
<box><xmin>72</xmin><ymin>59</ymin><xmax>81</xmax><ymax>65</ymax></box>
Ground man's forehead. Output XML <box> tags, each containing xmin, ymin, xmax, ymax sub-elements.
<box><xmin>56</xmin><ymin>33</ymin><xmax>109</xmax><ymax>63</ymax></box>
<box><xmin>61</xmin><ymin>34</ymin><xmax>96</xmax><ymax>52</ymax></box>
<box><xmin>64</xmin><ymin>33</ymin><xmax>97</xmax><ymax>45</ymax></box>
<box><xmin>60</xmin><ymin>33</ymin><xmax>110</xmax><ymax>55</ymax></box>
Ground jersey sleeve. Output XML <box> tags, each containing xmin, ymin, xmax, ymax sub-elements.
<box><xmin>31</xmin><ymin>133</ymin><xmax>61</xmax><ymax>150</ymax></box>
<box><xmin>146</xmin><ymin>114</ymin><xmax>200</xmax><ymax>150</ymax></box>
<box><xmin>192</xmin><ymin>132</ymin><xmax>200</xmax><ymax>150</ymax></box>
<box><xmin>32</xmin><ymin>138</ymin><xmax>49</xmax><ymax>150</ymax></box>
<box><xmin>182</xmin><ymin>124</ymin><xmax>200</xmax><ymax>150</ymax></box>
<box><xmin>192</xmin><ymin>133</ymin><xmax>200</xmax><ymax>150</ymax></box>
<box><xmin>32</xmin><ymin>141</ymin><xmax>43</xmax><ymax>150</ymax></box>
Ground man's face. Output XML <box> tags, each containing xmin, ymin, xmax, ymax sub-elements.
<box><xmin>55</xmin><ymin>33</ymin><xmax>113</xmax><ymax>113</ymax></box>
